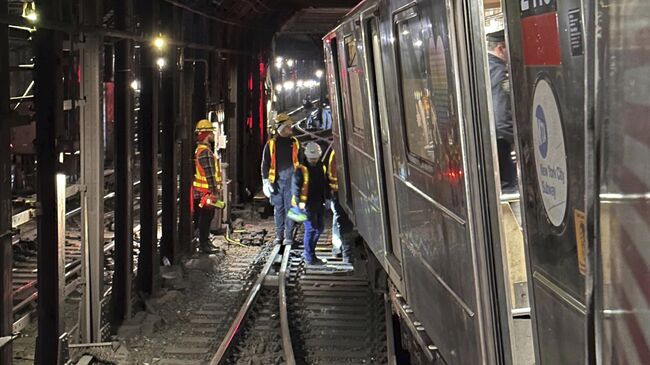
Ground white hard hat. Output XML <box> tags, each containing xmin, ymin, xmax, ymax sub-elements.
<box><xmin>304</xmin><ymin>142</ymin><xmax>322</xmax><ymax>160</ymax></box>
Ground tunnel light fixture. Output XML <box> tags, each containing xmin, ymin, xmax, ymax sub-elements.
<box><xmin>296</xmin><ymin>80</ymin><xmax>304</xmax><ymax>88</ymax></box>
<box><xmin>275</xmin><ymin>56</ymin><xmax>283</xmax><ymax>64</ymax></box>
<box><xmin>22</xmin><ymin>0</ymin><xmax>38</xmax><ymax>22</ymax></box>
<box><xmin>286</xmin><ymin>59</ymin><xmax>294</xmax><ymax>67</ymax></box>
<box><xmin>315</xmin><ymin>69</ymin><xmax>324</xmax><ymax>78</ymax></box>
<box><xmin>130</xmin><ymin>79</ymin><xmax>140</xmax><ymax>91</ymax></box>
<box><xmin>156</xmin><ymin>57</ymin><xmax>167</xmax><ymax>70</ymax></box>
<box><xmin>283</xmin><ymin>81</ymin><xmax>295</xmax><ymax>90</ymax></box>
<box><xmin>153</xmin><ymin>34</ymin><xmax>167</xmax><ymax>50</ymax></box>
<box><xmin>275</xmin><ymin>84</ymin><xmax>283</xmax><ymax>93</ymax></box>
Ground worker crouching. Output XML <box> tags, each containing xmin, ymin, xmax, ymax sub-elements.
<box><xmin>292</xmin><ymin>142</ymin><xmax>328</xmax><ymax>265</ymax></box>
<box><xmin>193</xmin><ymin>119</ymin><xmax>224</xmax><ymax>254</ymax></box>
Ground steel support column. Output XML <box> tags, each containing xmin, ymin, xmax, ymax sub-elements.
<box><xmin>33</xmin><ymin>0</ymin><xmax>66</xmax><ymax>361</ymax></box>
<box><xmin>179</xmin><ymin>47</ymin><xmax>194</xmax><ymax>253</ymax></box>
<box><xmin>79</xmin><ymin>0</ymin><xmax>105</xmax><ymax>343</ymax></box>
<box><xmin>0</xmin><ymin>0</ymin><xmax>12</xmax><ymax>362</ymax></box>
<box><xmin>111</xmin><ymin>0</ymin><xmax>134</xmax><ymax>325</ymax></box>
<box><xmin>160</xmin><ymin>2</ymin><xmax>179</xmax><ymax>263</ymax></box>
<box><xmin>137</xmin><ymin>0</ymin><xmax>159</xmax><ymax>295</ymax></box>
<box><xmin>80</xmin><ymin>33</ymin><xmax>105</xmax><ymax>343</ymax></box>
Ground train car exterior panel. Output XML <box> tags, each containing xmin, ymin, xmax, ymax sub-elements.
<box><xmin>503</xmin><ymin>0</ymin><xmax>589</xmax><ymax>362</ymax></box>
<box><xmin>374</xmin><ymin>0</ymin><xmax>494</xmax><ymax>363</ymax></box>
<box><xmin>327</xmin><ymin>0</ymin><xmax>520</xmax><ymax>363</ymax></box>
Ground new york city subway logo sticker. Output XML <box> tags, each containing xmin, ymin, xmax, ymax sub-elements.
<box><xmin>531</xmin><ymin>77</ymin><xmax>567</xmax><ymax>227</ymax></box>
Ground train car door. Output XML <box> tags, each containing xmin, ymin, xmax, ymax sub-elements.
<box><xmin>360</xmin><ymin>7</ymin><xmax>404</xmax><ymax>291</ymax></box>
<box><xmin>324</xmin><ymin>32</ymin><xmax>355</xmax><ymax>222</ymax></box>
<box><xmin>503</xmin><ymin>0</ymin><xmax>590</xmax><ymax>363</ymax></box>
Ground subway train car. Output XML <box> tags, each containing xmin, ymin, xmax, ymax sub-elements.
<box><xmin>324</xmin><ymin>0</ymin><xmax>650</xmax><ymax>364</ymax></box>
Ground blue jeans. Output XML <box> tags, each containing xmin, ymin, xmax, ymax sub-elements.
<box><xmin>270</xmin><ymin>169</ymin><xmax>295</xmax><ymax>242</ymax></box>
<box><xmin>331</xmin><ymin>199</ymin><xmax>352</xmax><ymax>259</ymax></box>
<box><xmin>303</xmin><ymin>207</ymin><xmax>324</xmax><ymax>262</ymax></box>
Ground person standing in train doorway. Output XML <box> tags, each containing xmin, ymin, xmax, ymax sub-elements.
<box><xmin>193</xmin><ymin>119</ymin><xmax>225</xmax><ymax>254</ymax></box>
<box><xmin>261</xmin><ymin>113</ymin><xmax>301</xmax><ymax>245</ymax></box>
<box><xmin>325</xmin><ymin>149</ymin><xmax>353</xmax><ymax>264</ymax></box>
<box><xmin>487</xmin><ymin>30</ymin><xmax>518</xmax><ymax>194</ymax></box>
<box><xmin>292</xmin><ymin>142</ymin><xmax>329</xmax><ymax>265</ymax></box>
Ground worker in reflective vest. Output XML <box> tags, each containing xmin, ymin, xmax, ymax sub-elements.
<box><xmin>292</xmin><ymin>142</ymin><xmax>328</xmax><ymax>265</ymax></box>
<box><xmin>326</xmin><ymin>149</ymin><xmax>353</xmax><ymax>263</ymax></box>
<box><xmin>261</xmin><ymin>113</ymin><xmax>301</xmax><ymax>245</ymax></box>
<box><xmin>193</xmin><ymin>119</ymin><xmax>223</xmax><ymax>254</ymax></box>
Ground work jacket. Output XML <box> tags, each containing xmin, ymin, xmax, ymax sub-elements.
<box><xmin>193</xmin><ymin>143</ymin><xmax>222</xmax><ymax>197</ymax></box>
<box><xmin>292</xmin><ymin>161</ymin><xmax>328</xmax><ymax>211</ymax></box>
<box><xmin>489</xmin><ymin>54</ymin><xmax>514</xmax><ymax>144</ymax></box>
<box><xmin>261</xmin><ymin>136</ymin><xmax>300</xmax><ymax>183</ymax></box>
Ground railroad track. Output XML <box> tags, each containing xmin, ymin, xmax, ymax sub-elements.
<box><xmin>210</xmin><ymin>227</ymin><xmax>388</xmax><ymax>365</ymax></box>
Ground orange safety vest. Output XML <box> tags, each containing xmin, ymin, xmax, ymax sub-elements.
<box><xmin>327</xmin><ymin>151</ymin><xmax>338</xmax><ymax>192</ymax></box>
<box><xmin>268</xmin><ymin>136</ymin><xmax>300</xmax><ymax>183</ymax></box>
<box><xmin>193</xmin><ymin>143</ymin><xmax>222</xmax><ymax>193</ymax></box>
<box><xmin>292</xmin><ymin>163</ymin><xmax>327</xmax><ymax>206</ymax></box>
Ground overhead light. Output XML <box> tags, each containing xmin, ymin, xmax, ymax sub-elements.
<box><xmin>283</xmin><ymin>81</ymin><xmax>294</xmax><ymax>90</ymax></box>
<box><xmin>275</xmin><ymin>61</ymin><xmax>282</xmax><ymax>69</ymax></box>
<box><xmin>130</xmin><ymin>79</ymin><xmax>140</xmax><ymax>91</ymax></box>
<box><xmin>287</xmin><ymin>59</ymin><xmax>294</xmax><ymax>67</ymax></box>
<box><xmin>275</xmin><ymin>84</ymin><xmax>283</xmax><ymax>92</ymax></box>
<box><xmin>153</xmin><ymin>35</ymin><xmax>167</xmax><ymax>50</ymax></box>
<box><xmin>22</xmin><ymin>1</ymin><xmax>38</xmax><ymax>22</ymax></box>
<box><xmin>414</xmin><ymin>39</ymin><xmax>423</xmax><ymax>47</ymax></box>
<box><xmin>156</xmin><ymin>57</ymin><xmax>167</xmax><ymax>69</ymax></box>
<box><xmin>296</xmin><ymin>80</ymin><xmax>304</xmax><ymax>88</ymax></box>
<box><xmin>315</xmin><ymin>69</ymin><xmax>324</xmax><ymax>78</ymax></box>
<box><xmin>275</xmin><ymin>56</ymin><xmax>283</xmax><ymax>64</ymax></box>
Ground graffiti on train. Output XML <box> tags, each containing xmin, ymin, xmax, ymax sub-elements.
<box><xmin>532</xmin><ymin>77</ymin><xmax>567</xmax><ymax>227</ymax></box>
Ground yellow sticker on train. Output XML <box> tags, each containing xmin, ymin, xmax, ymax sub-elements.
<box><xmin>573</xmin><ymin>209</ymin><xmax>586</xmax><ymax>276</ymax></box>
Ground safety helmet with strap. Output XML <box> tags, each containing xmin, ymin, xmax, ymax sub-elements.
<box><xmin>275</xmin><ymin>113</ymin><xmax>292</xmax><ymax>127</ymax></box>
<box><xmin>195</xmin><ymin>119</ymin><xmax>214</xmax><ymax>133</ymax></box>
<box><xmin>304</xmin><ymin>142</ymin><xmax>322</xmax><ymax>160</ymax></box>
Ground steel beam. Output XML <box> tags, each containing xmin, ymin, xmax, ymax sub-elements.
<box><xmin>138</xmin><ymin>0</ymin><xmax>160</xmax><ymax>295</ymax></box>
<box><xmin>160</xmin><ymin>2</ymin><xmax>179</xmax><ymax>263</ymax></box>
<box><xmin>79</xmin><ymin>33</ymin><xmax>105</xmax><ymax>343</ymax></box>
<box><xmin>33</xmin><ymin>0</ymin><xmax>66</xmax><ymax>362</ymax></box>
<box><xmin>178</xmin><ymin>47</ymin><xmax>194</xmax><ymax>254</ymax></box>
<box><xmin>0</xmin><ymin>0</ymin><xmax>12</xmax><ymax>363</ymax></box>
<box><xmin>79</xmin><ymin>0</ymin><xmax>105</xmax><ymax>344</ymax></box>
<box><xmin>111</xmin><ymin>0</ymin><xmax>135</xmax><ymax>326</ymax></box>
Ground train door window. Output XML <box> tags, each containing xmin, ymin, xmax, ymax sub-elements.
<box><xmin>344</xmin><ymin>35</ymin><xmax>366</xmax><ymax>136</ymax></box>
<box><xmin>393</xmin><ymin>6</ymin><xmax>464</xmax><ymax>209</ymax></box>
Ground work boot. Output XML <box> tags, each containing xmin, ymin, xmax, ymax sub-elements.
<box><xmin>273</xmin><ymin>237</ymin><xmax>283</xmax><ymax>245</ymax></box>
<box><xmin>200</xmin><ymin>242</ymin><xmax>216</xmax><ymax>254</ymax></box>
<box><xmin>305</xmin><ymin>257</ymin><xmax>327</xmax><ymax>266</ymax></box>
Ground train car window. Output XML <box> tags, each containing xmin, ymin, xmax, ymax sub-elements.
<box><xmin>344</xmin><ymin>35</ymin><xmax>366</xmax><ymax>136</ymax></box>
<box><xmin>394</xmin><ymin>12</ymin><xmax>437</xmax><ymax>165</ymax></box>
<box><xmin>394</xmin><ymin>7</ymin><xmax>462</xmax><ymax>185</ymax></box>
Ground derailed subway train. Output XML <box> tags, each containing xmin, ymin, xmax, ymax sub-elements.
<box><xmin>324</xmin><ymin>0</ymin><xmax>650</xmax><ymax>364</ymax></box>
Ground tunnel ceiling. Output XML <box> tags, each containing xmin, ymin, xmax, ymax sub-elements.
<box><xmin>168</xmin><ymin>0</ymin><xmax>359</xmax><ymax>59</ymax></box>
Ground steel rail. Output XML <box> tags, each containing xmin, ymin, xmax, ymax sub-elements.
<box><xmin>278</xmin><ymin>248</ymin><xmax>296</xmax><ymax>365</ymax></box>
<box><xmin>209</xmin><ymin>244</ymin><xmax>282</xmax><ymax>365</ymax></box>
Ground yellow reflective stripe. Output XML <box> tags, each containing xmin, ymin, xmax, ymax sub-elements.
<box><xmin>268</xmin><ymin>138</ymin><xmax>277</xmax><ymax>183</ymax></box>
<box><xmin>291</xmin><ymin>138</ymin><xmax>300</xmax><ymax>168</ymax></box>
<box><xmin>299</xmin><ymin>165</ymin><xmax>309</xmax><ymax>203</ymax></box>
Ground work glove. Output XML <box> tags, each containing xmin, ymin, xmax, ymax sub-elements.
<box><xmin>298</xmin><ymin>202</ymin><xmax>306</xmax><ymax>210</ymax></box>
<box><xmin>262</xmin><ymin>179</ymin><xmax>274</xmax><ymax>198</ymax></box>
